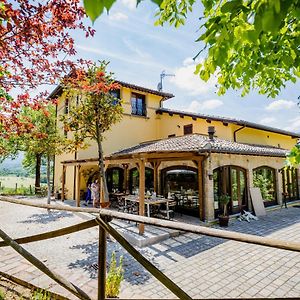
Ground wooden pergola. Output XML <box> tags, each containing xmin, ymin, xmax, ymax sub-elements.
<box><xmin>61</xmin><ymin>151</ymin><xmax>206</xmax><ymax>235</ymax></box>
<box><xmin>105</xmin><ymin>150</ymin><xmax>206</xmax><ymax>234</ymax></box>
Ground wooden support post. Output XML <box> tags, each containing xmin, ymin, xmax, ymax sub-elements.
<box><xmin>197</xmin><ymin>160</ymin><xmax>204</xmax><ymax>221</ymax></box>
<box><xmin>153</xmin><ymin>161</ymin><xmax>161</xmax><ymax>194</ymax></box>
<box><xmin>122</xmin><ymin>164</ymin><xmax>128</xmax><ymax>192</ymax></box>
<box><xmin>138</xmin><ymin>159</ymin><xmax>145</xmax><ymax>235</ymax></box>
<box><xmin>76</xmin><ymin>165</ymin><xmax>81</xmax><ymax>207</ymax></box>
<box><xmin>98</xmin><ymin>217</ymin><xmax>107</xmax><ymax>300</ymax></box>
<box><xmin>96</xmin><ymin>217</ymin><xmax>192</xmax><ymax>300</ymax></box>
<box><xmin>61</xmin><ymin>165</ymin><xmax>66</xmax><ymax>202</ymax></box>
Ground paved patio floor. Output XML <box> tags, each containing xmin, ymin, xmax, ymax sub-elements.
<box><xmin>0</xmin><ymin>197</ymin><xmax>299</xmax><ymax>299</ymax></box>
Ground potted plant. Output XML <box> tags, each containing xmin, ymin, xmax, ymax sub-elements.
<box><xmin>218</xmin><ymin>194</ymin><xmax>230</xmax><ymax>227</ymax></box>
<box><xmin>106</xmin><ymin>252</ymin><xmax>124</xmax><ymax>298</ymax></box>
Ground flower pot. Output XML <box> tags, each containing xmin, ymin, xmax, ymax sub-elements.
<box><xmin>218</xmin><ymin>215</ymin><xmax>229</xmax><ymax>227</ymax></box>
<box><xmin>100</xmin><ymin>201</ymin><xmax>110</xmax><ymax>208</ymax></box>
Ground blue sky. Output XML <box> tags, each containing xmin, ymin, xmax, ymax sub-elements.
<box><xmin>69</xmin><ymin>0</ymin><xmax>300</xmax><ymax>133</ymax></box>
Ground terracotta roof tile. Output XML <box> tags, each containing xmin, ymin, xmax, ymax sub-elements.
<box><xmin>109</xmin><ymin>134</ymin><xmax>288</xmax><ymax>158</ymax></box>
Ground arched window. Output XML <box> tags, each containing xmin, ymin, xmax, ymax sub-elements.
<box><xmin>161</xmin><ymin>166</ymin><xmax>199</xmax><ymax>217</ymax></box>
<box><xmin>213</xmin><ymin>166</ymin><xmax>247</xmax><ymax>216</ymax></box>
<box><xmin>282</xmin><ymin>167</ymin><xmax>299</xmax><ymax>201</ymax></box>
<box><xmin>253</xmin><ymin>166</ymin><xmax>277</xmax><ymax>207</ymax></box>
<box><xmin>86</xmin><ymin>167</ymin><xmax>124</xmax><ymax>193</ymax></box>
<box><xmin>129</xmin><ymin>167</ymin><xmax>154</xmax><ymax>194</ymax></box>
<box><xmin>106</xmin><ymin>167</ymin><xmax>124</xmax><ymax>193</ymax></box>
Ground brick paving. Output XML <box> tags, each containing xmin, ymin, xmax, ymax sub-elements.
<box><xmin>0</xmin><ymin>198</ymin><xmax>299</xmax><ymax>299</ymax></box>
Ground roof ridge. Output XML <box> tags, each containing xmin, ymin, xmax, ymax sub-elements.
<box><xmin>157</xmin><ymin>107</ymin><xmax>300</xmax><ymax>137</ymax></box>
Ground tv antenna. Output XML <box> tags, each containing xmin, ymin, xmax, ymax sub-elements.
<box><xmin>157</xmin><ymin>70</ymin><xmax>175</xmax><ymax>92</ymax></box>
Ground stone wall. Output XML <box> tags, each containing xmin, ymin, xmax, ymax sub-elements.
<box><xmin>203</xmin><ymin>153</ymin><xmax>299</xmax><ymax>221</ymax></box>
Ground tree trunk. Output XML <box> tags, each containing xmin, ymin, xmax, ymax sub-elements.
<box><xmin>46</xmin><ymin>154</ymin><xmax>51</xmax><ymax>205</ymax></box>
<box><xmin>35</xmin><ymin>153</ymin><xmax>42</xmax><ymax>194</ymax></box>
<box><xmin>97</xmin><ymin>137</ymin><xmax>109</xmax><ymax>205</ymax></box>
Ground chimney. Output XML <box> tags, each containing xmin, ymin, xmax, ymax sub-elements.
<box><xmin>208</xmin><ymin>126</ymin><xmax>215</xmax><ymax>140</ymax></box>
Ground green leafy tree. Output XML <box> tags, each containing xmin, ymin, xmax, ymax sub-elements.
<box><xmin>253</xmin><ymin>173</ymin><xmax>274</xmax><ymax>201</ymax></box>
<box><xmin>16</xmin><ymin>104</ymin><xmax>68</xmax><ymax>203</ymax></box>
<box><xmin>61</xmin><ymin>61</ymin><xmax>123</xmax><ymax>206</ymax></box>
<box><xmin>84</xmin><ymin>0</ymin><xmax>299</xmax><ymax>98</ymax></box>
<box><xmin>158</xmin><ymin>0</ymin><xmax>300</xmax><ymax>98</ymax></box>
<box><xmin>287</xmin><ymin>144</ymin><xmax>300</xmax><ymax>167</ymax></box>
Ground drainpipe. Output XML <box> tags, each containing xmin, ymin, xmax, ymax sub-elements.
<box><xmin>159</xmin><ymin>96</ymin><xmax>167</xmax><ymax>108</ymax></box>
<box><xmin>233</xmin><ymin>125</ymin><xmax>246</xmax><ymax>142</ymax></box>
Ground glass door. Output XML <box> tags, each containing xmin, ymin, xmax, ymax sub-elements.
<box><xmin>213</xmin><ymin>166</ymin><xmax>247</xmax><ymax>216</ymax></box>
<box><xmin>282</xmin><ymin>167</ymin><xmax>299</xmax><ymax>201</ymax></box>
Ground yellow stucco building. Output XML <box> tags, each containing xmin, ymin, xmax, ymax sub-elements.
<box><xmin>52</xmin><ymin>81</ymin><xmax>300</xmax><ymax>222</ymax></box>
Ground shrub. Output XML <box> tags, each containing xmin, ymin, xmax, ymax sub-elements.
<box><xmin>31</xmin><ymin>289</ymin><xmax>52</xmax><ymax>300</ymax></box>
<box><xmin>106</xmin><ymin>252</ymin><xmax>124</xmax><ymax>298</ymax></box>
<box><xmin>219</xmin><ymin>194</ymin><xmax>230</xmax><ymax>216</ymax></box>
<box><xmin>0</xmin><ymin>289</ymin><xmax>5</xmax><ymax>300</ymax></box>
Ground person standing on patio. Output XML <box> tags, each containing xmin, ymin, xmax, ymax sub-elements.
<box><xmin>91</xmin><ymin>180</ymin><xmax>100</xmax><ymax>208</ymax></box>
<box><xmin>84</xmin><ymin>183</ymin><xmax>92</xmax><ymax>206</ymax></box>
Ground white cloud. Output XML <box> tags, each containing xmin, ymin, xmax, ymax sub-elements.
<box><xmin>185</xmin><ymin>99</ymin><xmax>223</xmax><ymax>112</ymax></box>
<box><xmin>259</xmin><ymin>117</ymin><xmax>276</xmax><ymax>125</ymax></box>
<box><xmin>265</xmin><ymin>99</ymin><xmax>296</xmax><ymax>111</ymax></box>
<box><xmin>169</xmin><ymin>58</ymin><xmax>217</xmax><ymax>95</ymax></box>
<box><xmin>76</xmin><ymin>44</ymin><xmax>165</xmax><ymax>70</ymax></box>
<box><xmin>284</xmin><ymin>116</ymin><xmax>300</xmax><ymax>132</ymax></box>
<box><xmin>123</xmin><ymin>38</ymin><xmax>151</xmax><ymax>59</ymax></box>
<box><xmin>121</xmin><ymin>0</ymin><xmax>137</xmax><ymax>10</ymax></box>
<box><xmin>108</xmin><ymin>12</ymin><xmax>128</xmax><ymax>21</ymax></box>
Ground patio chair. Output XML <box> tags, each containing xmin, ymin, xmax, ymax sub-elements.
<box><xmin>150</xmin><ymin>203</ymin><xmax>161</xmax><ymax>217</ymax></box>
<box><xmin>117</xmin><ymin>197</ymin><xmax>128</xmax><ymax>212</ymax></box>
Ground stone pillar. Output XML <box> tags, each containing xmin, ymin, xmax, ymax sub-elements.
<box><xmin>247</xmin><ymin>168</ymin><xmax>253</xmax><ymax>211</ymax></box>
<box><xmin>197</xmin><ymin>159</ymin><xmax>204</xmax><ymax>221</ymax></box>
<box><xmin>203</xmin><ymin>158</ymin><xmax>215</xmax><ymax>222</ymax></box>
<box><xmin>276</xmin><ymin>169</ymin><xmax>283</xmax><ymax>205</ymax></box>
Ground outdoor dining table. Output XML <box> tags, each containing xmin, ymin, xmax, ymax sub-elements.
<box><xmin>124</xmin><ymin>195</ymin><xmax>172</xmax><ymax>219</ymax></box>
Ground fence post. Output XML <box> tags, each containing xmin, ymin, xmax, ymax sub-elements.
<box><xmin>15</xmin><ymin>183</ymin><xmax>17</xmax><ymax>193</ymax></box>
<box><xmin>98</xmin><ymin>215</ymin><xmax>110</xmax><ymax>300</ymax></box>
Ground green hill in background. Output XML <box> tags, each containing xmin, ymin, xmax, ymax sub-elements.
<box><xmin>0</xmin><ymin>153</ymin><xmax>30</xmax><ymax>177</ymax></box>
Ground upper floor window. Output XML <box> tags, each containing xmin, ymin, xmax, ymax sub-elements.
<box><xmin>131</xmin><ymin>93</ymin><xmax>146</xmax><ymax>116</ymax></box>
<box><xmin>110</xmin><ymin>89</ymin><xmax>121</xmax><ymax>105</ymax></box>
<box><xmin>64</xmin><ymin>98</ymin><xmax>69</xmax><ymax>114</ymax></box>
<box><xmin>184</xmin><ymin>124</ymin><xmax>193</xmax><ymax>135</ymax></box>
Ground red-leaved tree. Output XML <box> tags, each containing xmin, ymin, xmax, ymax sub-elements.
<box><xmin>61</xmin><ymin>62</ymin><xmax>123</xmax><ymax>207</ymax></box>
<box><xmin>0</xmin><ymin>0</ymin><xmax>94</xmax><ymax>138</ymax></box>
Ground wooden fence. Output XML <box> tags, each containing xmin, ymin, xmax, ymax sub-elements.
<box><xmin>0</xmin><ymin>196</ymin><xmax>300</xmax><ymax>300</ymax></box>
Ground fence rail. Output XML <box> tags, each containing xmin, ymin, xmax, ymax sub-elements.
<box><xmin>0</xmin><ymin>195</ymin><xmax>300</xmax><ymax>300</ymax></box>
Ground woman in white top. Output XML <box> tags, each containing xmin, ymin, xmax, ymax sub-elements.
<box><xmin>91</xmin><ymin>179</ymin><xmax>100</xmax><ymax>208</ymax></box>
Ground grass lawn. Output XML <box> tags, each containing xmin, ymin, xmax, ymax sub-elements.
<box><xmin>0</xmin><ymin>176</ymin><xmax>35</xmax><ymax>189</ymax></box>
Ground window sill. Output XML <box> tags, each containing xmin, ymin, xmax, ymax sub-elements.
<box><xmin>124</xmin><ymin>113</ymin><xmax>150</xmax><ymax>119</ymax></box>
